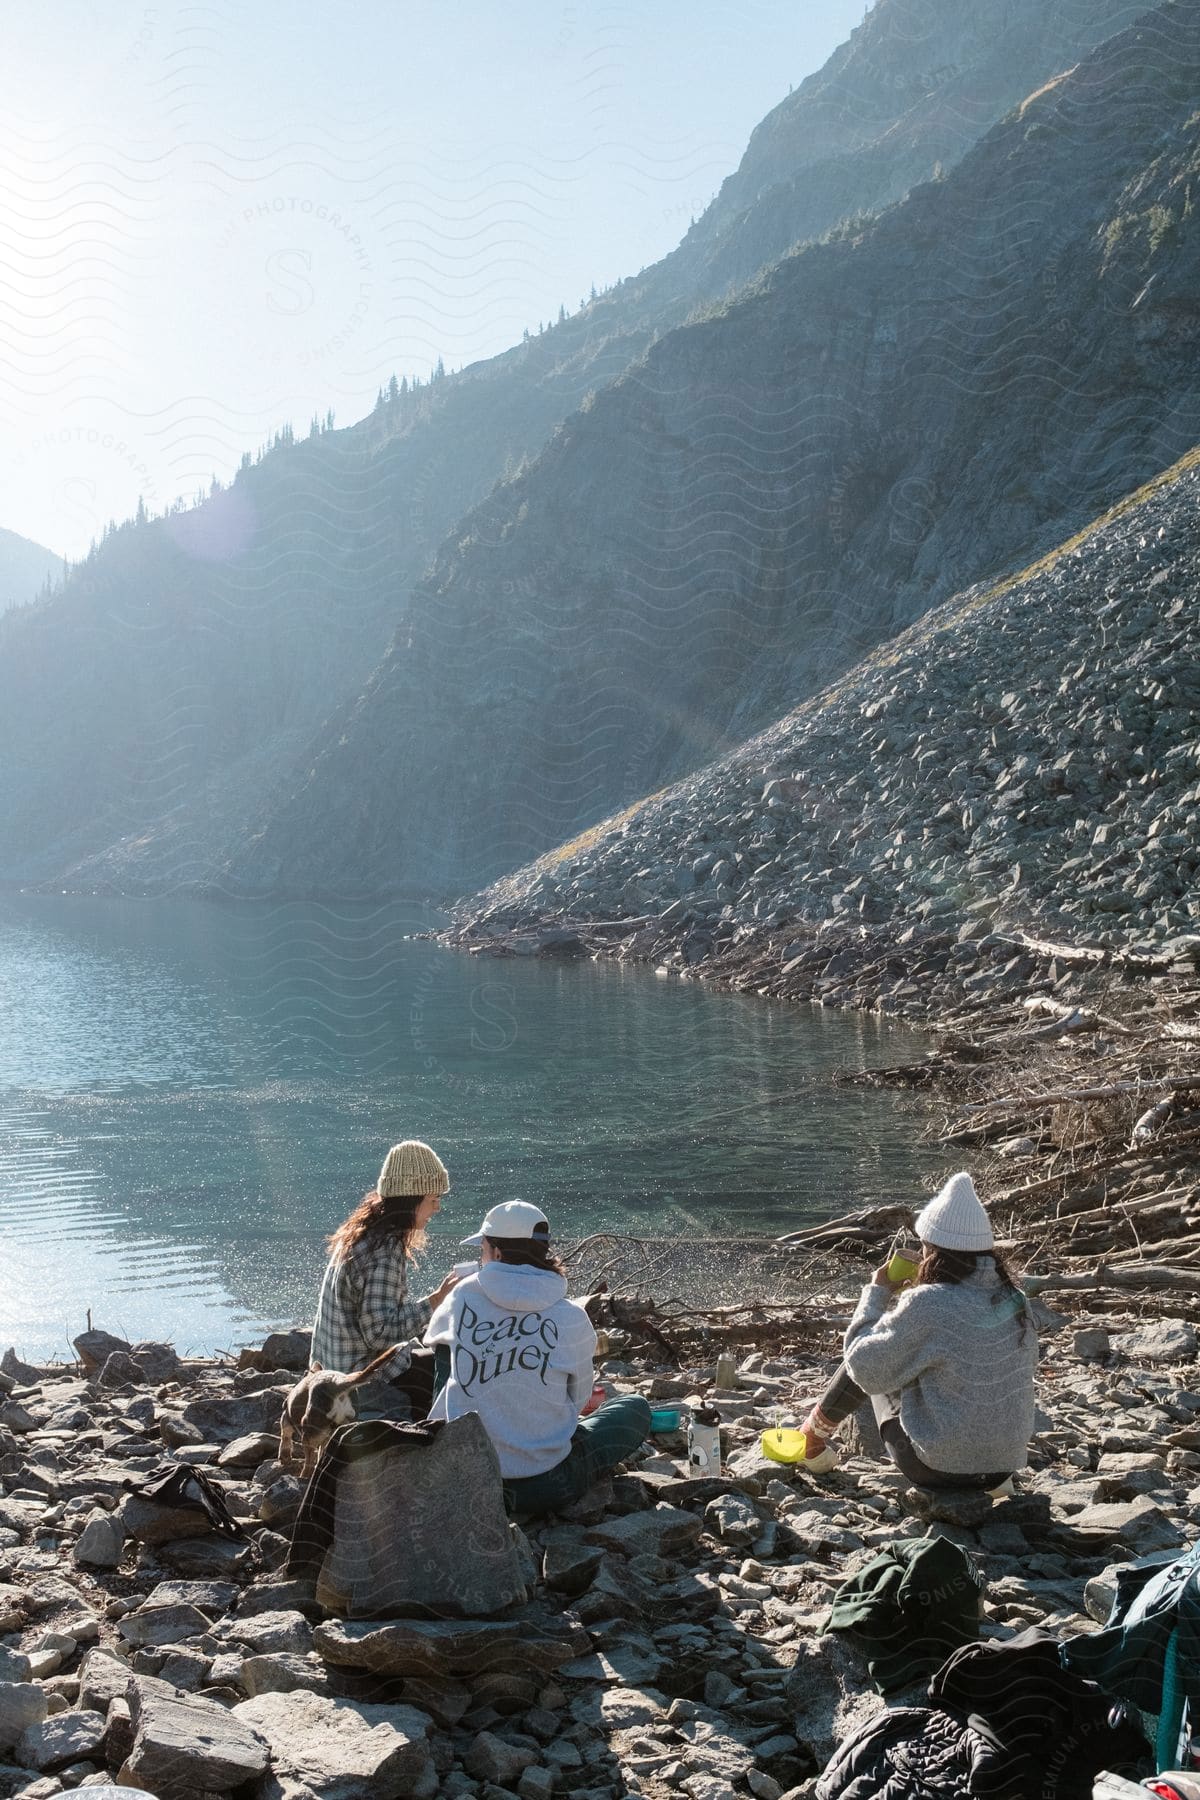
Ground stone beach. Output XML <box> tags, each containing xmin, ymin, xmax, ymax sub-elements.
<box><xmin>0</xmin><ymin>1296</ymin><xmax>1195</xmax><ymax>1799</ymax></box>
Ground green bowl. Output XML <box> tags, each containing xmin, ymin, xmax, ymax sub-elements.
<box><xmin>650</xmin><ymin>1407</ymin><xmax>681</xmax><ymax>1432</ymax></box>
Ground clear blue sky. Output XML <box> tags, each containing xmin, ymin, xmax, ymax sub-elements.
<box><xmin>0</xmin><ymin>0</ymin><xmax>867</xmax><ymax>558</ymax></box>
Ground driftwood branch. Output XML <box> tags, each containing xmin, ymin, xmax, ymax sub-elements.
<box><xmin>1021</xmin><ymin>997</ymin><xmax>1137</xmax><ymax>1039</ymax></box>
<box><xmin>1007</xmin><ymin>934</ymin><xmax>1174</xmax><ymax>975</ymax></box>
<box><xmin>1029</xmin><ymin>1263</ymin><xmax>1200</xmax><ymax>1295</ymax></box>
<box><xmin>775</xmin><ymin>1203</ymin><xmax>912</xmax><ymax>1249</ymax></box>
<box><xmin>965</xmin><ymin>1075</ymin><xmax>1200</xmax><ymax>1117</ymax></box>
<box><xmin>1131</xmin><ymin>1097</ymin><xmax>1176</xmax><ymax>1143</ymax></box>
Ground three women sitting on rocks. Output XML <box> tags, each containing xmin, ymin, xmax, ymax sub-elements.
<box><xmin>313</xmin><ymin>1141</ymin><xmax>1035</xmax><ymax>1510</ymax></box>
<box><xmin>796</xmin><ymin>1171</ymin><xmax>1038</xmax><ymax>1490</ymax></box>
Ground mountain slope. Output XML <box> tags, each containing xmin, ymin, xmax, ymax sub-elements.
<box><xmin>0</xmin><ymin>0</ymin><xmax>1147</xmax><ymax>890</ymax></box>
<box><xmin>457</xmin><ymin>441</ymin><xmax>1200</xmax><ymax>977</ymax></box>
<box><xmin>230</xmin><ymin>2</ymin><xmax>1200</xmax><ymax>900</ymax></box>
<box><xmin>0</xmin><ymin>527</ymin><xmax>63</xmax><ymax>615</ymax></box>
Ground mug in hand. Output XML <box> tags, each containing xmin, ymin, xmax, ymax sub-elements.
<box><xmin>886</xmin><ymin>1236</ymin><xmax>922</xmax><ymax>1285</ymax></box>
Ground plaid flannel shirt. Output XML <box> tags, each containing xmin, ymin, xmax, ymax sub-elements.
<box><xmin>310</xmin><ymin>1235</ymin><xmax>432</xmax><ymax>1373</ymax></box>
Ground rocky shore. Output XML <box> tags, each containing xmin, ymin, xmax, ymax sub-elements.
<box><xmin>0</xmin><ymin>1299</ymin><xmax>1195</xmax><ymax>1800</ymax></box>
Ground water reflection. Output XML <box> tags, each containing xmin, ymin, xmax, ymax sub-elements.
<box><xmin>0</xmin><ymin>895</ymin><xmax>935</xmax><ymax>1355</ymax></box>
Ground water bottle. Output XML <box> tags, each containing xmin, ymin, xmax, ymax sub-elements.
<box><xmin>688</xmin><ymin>1403</ymin><xmax>722</xmax><ymax>1475</ymax></box>
<box><xmin>714</xmin><ymin>1351</ymin><xmax>738</xmax><ymax>1390</ymax></box>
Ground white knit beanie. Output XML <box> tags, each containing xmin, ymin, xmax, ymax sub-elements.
<box><xmin>377</xmin><ymin>1140</ymin><xmax>450</xmax><ymax>1198</ymax></box>
<box><xmin>914</xmin><ymin>1171</ymin><xmax>993</xmax><ymax>1252</ymax></box>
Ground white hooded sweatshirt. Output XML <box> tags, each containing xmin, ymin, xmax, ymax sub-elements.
<box><xmin>424</xmin><ymin>1262</ymin><xmax>597</xmax><ymax>1478</ymax></box>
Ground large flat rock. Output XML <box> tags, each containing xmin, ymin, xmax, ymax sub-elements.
<box><xmin>179</xmin><ymin>1390</ymin><xmax>286</xmax><ymax>1443</ymax></box>
<box><xmin>1112</xmin><ymin>1321</ymin><xmax>1197</xmax><ymax>1365</ymax></box>
<box><xmin>314</xmin><ymin>1607</ymin><xmax>588</xmax><ymax>1680</ymax></box>
<box><xmin>17</xmin><ymin>1706</ymin><xmax>107</xmax><ymax>1771</ymax></box>
<box><xmin>124</xmin><ymin>1673</ymin><xmax>270</xmax><ymax>1798</ymax></box>
<box><xmin>1070</xmin><ymin>1496</ymin><xmax>1186</xmax><ymax>1555</ymax></box>
<box><xmin>234</xmin><ymin>1691</ymin><xmax>434</xmax><ymax>1800</ymax></box>
<box><xmin>583</xmin><ymin>1504</ymin><xmax>703</xmax><ymax>1558</ymax></box>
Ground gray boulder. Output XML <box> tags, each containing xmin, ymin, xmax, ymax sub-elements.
<box><xmin>1113</xmin><ymin>1321</ymin><xmax>1197</xmax><ymax>1365</ymax></box>
<box><xmin>705</xmin><ymin>1492</ymin><xmax>761</xmax><ymax>1546</ymax></box>
<box><xmin>1072</xmin><ymin>1497</ymin><xmax>1186</xmax><ymax>1556</ymax></box>
<box><xmin>257</xmin><ymin>1330</ymin><xmax>312</xmax><ymax>1373</ymax></box>
<box><xmin>220</xmin><ymin>1611</ymin><xmax>314</xmax><ymax>1658</ymax></box>
<box><xmin>73</xmin><ymin>1330</ymin><xmax>131</xmax><ymax>1374</ymax></box>
<box><xmin>129</xmin><ymin>1342</ymin><xmax>182</xmax><ymax>1382</ymax></box>
<box><xmin>179</xmin><ymin>1391</ymin><xmax>285</xmax><ymax>1443</ymax></box>
<box><xmin>233</xmin><ymin>1690</ymin><xmax>435</xmax><ymax>1800</ymax></box>
<box><xmin>18</xmin><ymin>1707</ymin><xmax>107</xmax><ymax>1772</ymax></box>
<box><xmin>73</xmin><ymin>1512</ymin><xmax>125</xmax><ymax>1570</ymax></box>
<box><xmin>465</xmin><ymin>1728</ymin><xmax>537</xmax><ymax>1785</ymax></box>
<box><xmin>77</xmin><ymin>1651</ymin><xmax>133</xmax><ymax>1714</ymax></box>
<box><xmin>98</xmin><ymin>1352</ymin><xmax>146</xmax><ymax>1388</ymax></box>
<box><xmin>119</xmin><ymin>1603</ymin><xmax>213</xmax><ymax>1649</ymax></box>
<box><xmin>541</xmin><ymin>1533</ymin><xmax>603</xmax><ymax>1597</ymax></box>
<box><xmin>0</xmin><ymin>1682</ymin><xmax>47</xmax><ymax>1750</ymax></box>
<box><xmin>584</xmin><ymin>1504</ymin><xmax>703</xmax><ymax>1558</ymax></box>
<box><xmin>123</xmin><ymin>1674</ymin><xmax>270</xmax><ymax>1797</ymax></box>
<box><xmin>238</xmin><ymin>1654</ymin><xmax>331</xmax><ymax>1699</ymax></box>
<box><xmin>1</xmin><ymin>1349</ymin><xmax>45</xmax><ymax>1385</ymax></box>
<box><xmin>314</xmin><ymin>1609</ymin><xmax>588</xmax><ymax>1680</ymax></box>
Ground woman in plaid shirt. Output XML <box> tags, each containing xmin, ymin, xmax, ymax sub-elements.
<box><xmin>310</xmin><ymin>1139</ymin><xmax>460</xmax><ymax>1411</ymax></box>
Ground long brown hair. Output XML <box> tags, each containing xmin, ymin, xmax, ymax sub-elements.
<box><xmin>328</xmin><ymin>1191</ymin><xmax>427</xmax><ymax>1264</ymax></box>
<box><xmin>918</xmin><ymin>1244</ymin><xmax>1028</xmax><ymax>1334</ymax></box>
<box><xmin>484</xmin><ymin>1233</ymin><xmax>566</xmax><ymax>1276</ymax></box>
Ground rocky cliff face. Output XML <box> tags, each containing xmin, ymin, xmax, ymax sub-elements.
<box><xmin>230</xmin><ymin>3</ymin><xmax>1200</xmax><ymax>899</ymax></box>
<box><xmin>461</xmin><ymin>442</ymin><xmax>1200</xmax><ymax>964</ymax></box>
<box><xmin>683</xmin><ymin>0</ymin><xmax>1147</xmax><ymax>294</ymax></box>
<box><xmin>0</xmin><ymin>0</ymin><xmax>1145</xmax><ymax>891</ymax></box>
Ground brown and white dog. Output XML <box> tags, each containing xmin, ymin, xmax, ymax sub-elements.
<box><xmin>279</xmin><ymin>1345</ymin><xmax>400</xmax><ymax>1477</ymax></box>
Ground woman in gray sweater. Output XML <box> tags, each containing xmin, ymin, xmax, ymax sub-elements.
<box><xmin>796</xmin><ymin>1172</ymin><xmax>1038</xmax><ymax>1486</ymax></box>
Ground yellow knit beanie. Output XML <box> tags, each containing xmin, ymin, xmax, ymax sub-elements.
<box><xmin>377</xmin><ymin>1140</ymin><xmax>450</xmax><ymax>1198</ymax></box>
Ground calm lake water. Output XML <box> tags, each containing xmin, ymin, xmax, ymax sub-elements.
<box><xmin>0</xmin><ymin>895</ymin><xmax>935</xmax><ymax>1358</ymax></box>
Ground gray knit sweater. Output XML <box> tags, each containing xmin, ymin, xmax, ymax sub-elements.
<box><xmin>843</xmin><ymin>1262</ymin><xmax>1038</xmax><ymax>1475</ymax></box>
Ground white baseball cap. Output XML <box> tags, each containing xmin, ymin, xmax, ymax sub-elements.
<box><xmin>461</xmin><ymin>1199</ymin><xmax>549</xmax><ymax>1245</ymax></box>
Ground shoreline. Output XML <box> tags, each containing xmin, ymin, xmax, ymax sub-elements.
<box><xmin>442</xmin><ymin>909</ymin><xmax>1200</xmax><ymax>1297</ymax></box>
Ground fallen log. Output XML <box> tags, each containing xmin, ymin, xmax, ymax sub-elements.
<box><xmin>1059</xmin><ymin>1189</ymin><xmax>1198</xmax><ymax>1231</ymax></box>
<box><xmin>1021</xmin><ymin>997</ymin><xmax>1138</xmax><ymax>1039</ymax></box>
<box><xmin>1009</xmin><ymin>934</ymin><xmax>1174</xmax><ymax>975</ymax></box>
<box><xmin>1102</xmin><ymin>1233</ymin><xmax>1200</xmax><ymax>1265</ymax></box>
<box><xmin>1029</xmin><ymin>1263</ymin><xmax>1200</xmax><ymax>1295</ymax></box>
<box><xmin>774</xmin><ymin>1203</ymin><xmax>912</xmax><ymax>1248</ymax></box>
<box><xmin>966</xmin><ymin>1075</ymin><xmax>1200</xmax><ymax>1116</ymax></box>
<box><xmin>1131</xmin><ymin>1097</ymin><xmax>1177</xmax><ymax>1143</ymax></box>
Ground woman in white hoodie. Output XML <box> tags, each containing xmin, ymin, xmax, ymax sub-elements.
<box><xmin>425</xmin><ymin>1200</ymin><xmax>651</xmax><ymax>1517</ymax></box>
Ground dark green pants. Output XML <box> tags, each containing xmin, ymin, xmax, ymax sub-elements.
<box><xmin>502</xmin><ymin>1395</ymin><xmax>653</xmax><ymax>1519</ymax></box>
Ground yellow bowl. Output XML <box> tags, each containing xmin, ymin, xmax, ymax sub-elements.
<box><xmin>760</xmin><ymin>1427</ymin><xmax>807</xmax><ymax>1464</ymax></box>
